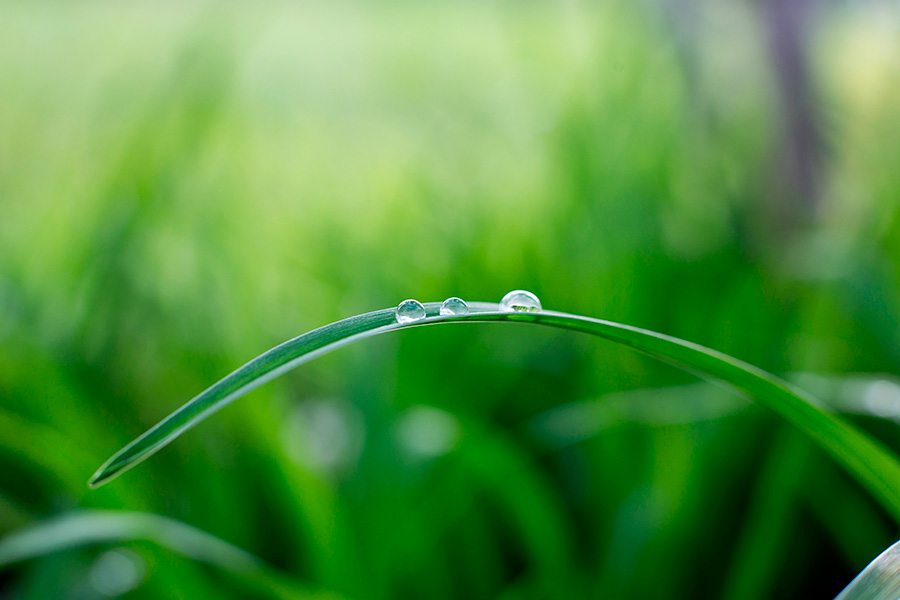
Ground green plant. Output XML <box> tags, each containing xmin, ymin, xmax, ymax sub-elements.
<box><xmin>0</xmin><ymin>510</ymin><xmax>341</xmax><ymax>600</ymax></box>
<box><xmin>88</xmin><ymin>299</ymin><xmax>900</xmax><ymax>590</ymax></box>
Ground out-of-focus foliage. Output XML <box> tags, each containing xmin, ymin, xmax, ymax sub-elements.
<box><xmin>2</xmin><ymin>1</ymin><xmax>900</xmax><ymax>599</ymax></box>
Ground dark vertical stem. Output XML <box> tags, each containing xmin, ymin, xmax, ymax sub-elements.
<box><xmin>763</xmin><ymin>0</ymin><xmax>821</xmax><ymax>229</ymax></box>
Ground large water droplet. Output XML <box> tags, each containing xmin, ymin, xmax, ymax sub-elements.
<box><xmin>499</xmin><ymin>290</ymin><xmax>542</xmax><ymax>313</ymax></box>
<box><xmin>396</xmin><ymin>299</ymin><xmax>426</xmax><ymax>323</ymax></box>
<box><xmin>440</xmin><ymin>297</ymin><xmax>469</xmax><ymax>316</ymax></box>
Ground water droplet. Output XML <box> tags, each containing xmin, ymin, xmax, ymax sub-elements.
<box><xmin>440</xmin><ymin>297</ymin><xmax>469</xmax><ymax>316</ymax></box>
<box><xmin>396</xmin><ymin>299</ymin><xmax>426</xmax><ymax>323</ymax></box>
<box><xmin>499</xmin><ymin>290</ymin><xmax>542</xmax><ymax>313</ymax></box>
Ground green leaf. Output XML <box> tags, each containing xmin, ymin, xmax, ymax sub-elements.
<box><xmin>835</xmin><ymin>539</ymin><xmax>900</xmax><ymax>600</ymax></box>
<box><xmin>0</xmin><ymin>510</ymin><xmax>340</xmax><ymax>600</ymax></box>
<box><xmin>0</xmin><ymin>510</ymin><xmax>259</xmax><ymax>570</ymax></box>
<box><xmin>88</xmin><ymin>302</ymin><xmax>900</xmax><ymax>525</ymax></box>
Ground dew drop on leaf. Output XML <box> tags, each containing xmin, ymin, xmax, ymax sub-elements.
<box><xmin>499</xmin><ymin>290</ymin><xmax>542</xmax><ymax>313</ymax></box>
<box><xmin>440</xmin><ymin>297</ymin><xmax>469</xmax><ymax>316</ymax></box>
<box><xmin>396</xmin><ymin>299</ymin><xmax>427</xmax><ymax>323</ymax></box>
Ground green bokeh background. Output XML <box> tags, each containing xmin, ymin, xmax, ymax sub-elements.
<box><xmin>3</xmin><ymin>1</ymin><xmax>900</xmax><ymax>598</ymax></box>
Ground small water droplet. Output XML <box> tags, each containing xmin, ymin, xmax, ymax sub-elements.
<box><xmin>440</xmin><ymin>297</ymin><xmax>469</xmax><ymax>316</ymax></box>
<box><xmin>499</xmin><ymin>290</ymin><xmax>542</xmax><ymax>313</ymax></box>
<box><xmin>396</xmin><ymin>299</ymin><xmax>426</xmax><ymax>323</ymax></box>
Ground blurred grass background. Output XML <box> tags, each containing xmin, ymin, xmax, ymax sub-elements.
<box><xmin>2</xmin><ymin>0</ymin><xmax>900</xmax><ymax>598</ymax></box>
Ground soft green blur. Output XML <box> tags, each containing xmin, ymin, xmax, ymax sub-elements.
<box><xmin>2</xmin><ymin>1</ymin><xmax>900</xmax><ymax>598</ymax></box>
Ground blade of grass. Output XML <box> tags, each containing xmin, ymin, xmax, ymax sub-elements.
<box><xmin>88</xmin><ymin>302</ymin><xmax>900</xmax><ymax>525</ymax></box>
<box><xmin>0</xmin><ymin>510</ymin><xmax>341</xmax><ymax>600</ymax></box>
<box><xmin>525</xmin><ymin>382</ymin><xmax>748</xmax><ymax>450</ymax></box>
<box><xmin>0</xmin><ymin>510</ymin><xmax>258</xmax><ymax>570</ymax></box>
<box><xmin>835</xmin><ymin>539</ymin><xmax>900</xmax><ymax>600</ymax></box>
<box><xmin>720</xmin><ymin>427</ymin><xmax>810</xmax><ymax>600</ymax></box>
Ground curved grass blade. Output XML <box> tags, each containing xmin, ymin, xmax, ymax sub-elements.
<box><xmin>526</xmin><ymin>382</ymin><xmax>748</xmax><ymax>450</ymax></box>
<box><xmin>0</xmin><ymin>510</ymin><xmax>340</xmax><ymax>599</ymax></box>
<box><xmin>0</xmin><ymin>510</ymin><xmax>258</xmax><ymax>570</ymax></box>
<box><xmin>835</xmin><ymin>539</ymin><xmax>900</xmax><ymax>600</ymax></box>
<box><xmin>89</xmin><ymin>302</ymin><xmax>900</xmax><ymax>524</ymax></box>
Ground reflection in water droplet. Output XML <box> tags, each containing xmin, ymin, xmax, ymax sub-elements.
<box><xmin>499</xmin><ymin>290</ymin><xmax>542</xmax><ymax>313</ymax></box>
<box><xmin>440</xmin><ymin>297</ymin><xmax>469</xmax><ymax>316</ymax></box>
<box><xmin>396</xmin><ymin>299</ymin><xmax>426</xmax><ymax>323</ymax></box>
